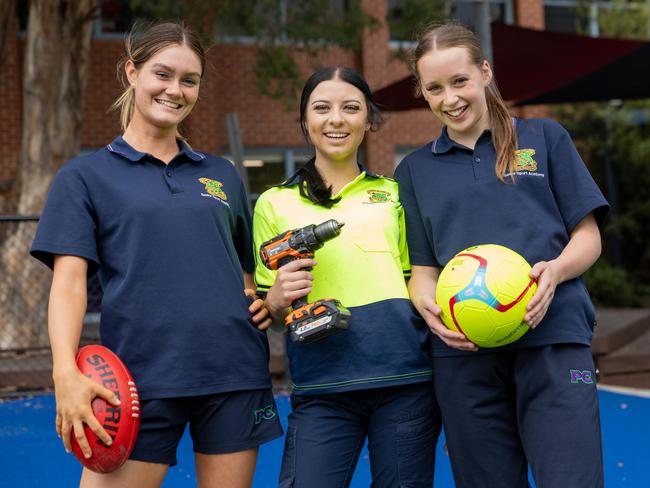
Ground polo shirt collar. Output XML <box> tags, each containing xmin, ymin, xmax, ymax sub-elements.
<box><xmin>334</xmin><ymin>167</ymin><xmax>368</xmax><ymax>197</ymax></box>
<box><xmin>431</xmin><ymin>126</ymin><xmax>492</xmax><ymax>154</ymax></box>
<box><xmin>107</xmin><ymin>135</ymin><xmax>205</xmax><ymax>162</ymax></box>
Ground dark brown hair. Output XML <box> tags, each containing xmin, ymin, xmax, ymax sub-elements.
<box><xmin>412</xmin><ymin>23</ymin><xmax>517</xmax><ymax>181</ymax></box>
<box><xmin>296</xmin><ymin>67</ymin><xmax>384</xmax><ymax>207</ymax></box>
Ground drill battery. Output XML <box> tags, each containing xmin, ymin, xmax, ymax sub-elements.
<box><xmin>287</xmin><ymin>298</ymin><xmax>350</xmax><ymax>343</ymax></box>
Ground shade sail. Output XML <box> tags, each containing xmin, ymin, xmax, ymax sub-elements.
<box><xmin>373</xmin><ymin>22</ymin><xmax>650</xmax><ymax>108</ymax></box>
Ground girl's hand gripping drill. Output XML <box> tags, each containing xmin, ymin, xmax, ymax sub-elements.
<box><xmin>260</xmin><ymin>220</ymin><xmax>351</xmax><ymax>343</ymax></box>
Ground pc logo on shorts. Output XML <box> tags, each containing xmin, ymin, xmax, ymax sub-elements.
<box><xmin>570</xmin><ymin>369</ymin><xmax>594</xmax><ymax>384</ymax></box>
<box><xmin>253</xmin><ymin>404</ymin><xmax>276</xmax><ymax>424</ymax></box>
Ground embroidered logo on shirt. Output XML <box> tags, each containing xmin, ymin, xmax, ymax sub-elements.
<box><xmin>366</xmin><ymin>189</ymin><xmax>391</xmax><ymax>204</ymax></box>
<box><xmin>515</xmin><ymin>149</ymin><xmax>538</xmax><ymax>172</ymax></box>
<box><xmin>506</xmin><ymin>149</ymin><xmax>544</xmax><ymax>178</ymax></box>
<box><xmin>570</xmin><ymin>369</ymin><xmax>594</xmax><ymax>384</ymax></box>
<box><xmin>253</xmin><ymin>404</ymin><xmax>277</xmax><ymax>424</ymax></box>
<box><xmin>198</xmin><ymin>178</ymin><xmax>229</xmax><ymax>205</ymax></box>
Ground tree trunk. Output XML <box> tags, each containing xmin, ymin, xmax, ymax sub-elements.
<box><xmin>0</xmin><ymin>0</ymin><xmax>95</xmax><ymax>350</ymax></box>
<box><xmin>0</xmin><ymin>0</ymin><xmax>15</xmax><ymax>211</ymax></box>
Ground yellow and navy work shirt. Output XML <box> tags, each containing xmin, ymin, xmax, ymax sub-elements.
<box><xmin>254</xmin><ymin>169</ymin><xmax>432</xmax><ymax>395</ymax></box>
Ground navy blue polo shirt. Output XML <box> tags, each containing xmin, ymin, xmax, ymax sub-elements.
<box><xmin>395</xmin><ymin>118</ymin><xmax>609</xmax><ymax>356</ymax></box>
<box><xmin>31</xmin><ymin>136</ymin><xmax>272</xmax><ymax>399</ymax></box>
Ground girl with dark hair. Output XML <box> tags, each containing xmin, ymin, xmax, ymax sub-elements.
<box><xmin>253</xmin><ymin>66</ymin><xmax>440</xmax><ymax>487</ymax></box>
<box><xmin>31</xmin><ymin>22</ymin><xmax>282</xmax><ymax>488</ymax></box>
<box><xmin>395</xmin><ymin>23</ymin><xmax>608</xmax><ymax>487</ymax></box>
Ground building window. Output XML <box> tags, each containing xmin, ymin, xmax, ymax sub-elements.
<box><xmin>222</xmin><ymin>149</ymin><xmax>312</xmax><ymax>207</ymax></box>
<box><xmin>388</xmin><ymin>0</ymin><xmax>513</xmax><ymax>43</ymax></box>
<box><xmin>215</xmin><ymin>0</ymin><xmax>351</xmax><ymax>44</ymax></box>
<box><xmin>90</xmin><ymin>1</ymin><xmax>351</xmax><ymax>41</ymax></box>
<box><xmin>455</xmin><ymin>0</ymin><xmax>513</xmax><ymax>28</ymax></box>
<box><xmin>16</xmin><ymin>1</ymin><xmax>29</xmax><ymax>31</ymax></box>
<box><xmin>387</xmin><ymin>0</ymin><xmax>447</xmax><ymax>42</ymax></box>
<box><xmin>544</xmin><ymin>0</ymin><xmax>649</xmax><ymax>39</ymax></box>
<box><xmin>97</xmin><ymin>0</ymin><xmax>156</xmax><ymax>36</ymax></box>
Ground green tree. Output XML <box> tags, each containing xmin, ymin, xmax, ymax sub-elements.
<box><xmin>130</xmin><ymin>0</ymin><xmax>378</xmax><ymax>108</ymax></box>
<box><xmin>555</xmin><ymin>102</ymin><xmax>650</xmax><ymax>307</ymax></box>
<box><xmin>387</xmin><ymin>0</ymin><xmax>446</xmax><ymax>42</ymax></box>
<box><xmin>554</xmin><ymin>2</ymin><xmax>650</xmax><ymax>307</ymax></box>
<box><xmin>576</xmin><ymin>0</ymin><xmax>649</xmax><ymax>38</ymax></box>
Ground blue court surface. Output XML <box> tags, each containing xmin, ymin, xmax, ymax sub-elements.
<box><xmin>1</xmin><ymin>387</ymin><xmax>648</xmax><ymax>487</ymax></box>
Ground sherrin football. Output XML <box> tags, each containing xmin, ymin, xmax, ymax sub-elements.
<box><xmin>71</xmin><ymin>345</ymin><xmax>140</xmax><ymax>473</ymax></box>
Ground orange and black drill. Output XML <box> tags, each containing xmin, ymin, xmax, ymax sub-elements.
<box><xmin>259</xmin><ymin>219</ymin><xmax>351</xmax><ymax>344</ymax></box>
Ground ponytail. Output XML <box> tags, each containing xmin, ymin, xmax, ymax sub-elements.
<box><xmin>110</xmin><ymin>84</ymin><xmax>135</xmax><ymax>135</ymax></box>
<box><xmin>296</xmin><ymin>158</ymin><xmax>341</xmax><ymax>208</ymax></box>
<box><xmin>486</xmin><ymin>82</ymin><xmax>518</xmax><ymax>181</ymax></box>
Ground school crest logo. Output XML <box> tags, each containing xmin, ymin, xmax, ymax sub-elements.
<box><xmin>515</xmin><ymin>149</ymin><xmax>537</xmax><ymax>172</ymax></box>
<box><xmin>199</xmin><ymin>178</ymin><xmax>228</xmax><ymax>201</ymax></box>
<box><xmin>366</xmin><ymin>189</ymin><xmax>391</xmax><ymax>204</ymax></box>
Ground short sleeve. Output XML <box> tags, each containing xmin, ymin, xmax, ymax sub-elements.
<box><xmin>252</xmin><ymin>193</ymin><xmax>280</xmax><ymax>294</ymax></box>
<box><xmin>30</xmin><ymin>165</ymin><xmax>99</xmax><ymax>272</ymax></box>
<box><xmin>232</xmin><ymin>179</ymin><xmax>255</xmax><ymax>273</ymax></box>
<box><xmin>394</xmin><ymin>159</ymin><xmax>440</xmax><ymax>267</ymax></box>
<box><xmin>546</xmin><ymin>121</ymin><xmax>609</xmax><ymax>232</ymax></box>
<box><xmin>396</xmin><ymin>202</ymin><xmax>411</xmax><ymax>279</ymax></box>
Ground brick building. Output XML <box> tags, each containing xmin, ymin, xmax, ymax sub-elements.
<box><xmin>0</xmin><ymin>0</ymin><xmax>549</xmax><ymax>202</ymax></box>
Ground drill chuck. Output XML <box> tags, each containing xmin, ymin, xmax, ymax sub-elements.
<box><xmin>313</xmin><ymin>219</ymin><xmax>345</xmax><ymax>244</ymax></box>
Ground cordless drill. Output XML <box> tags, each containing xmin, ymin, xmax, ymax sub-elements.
<box><xmin>259</xmin><ymin>219</ymin><xmax>351</xmax><ymax>344</ymax></box>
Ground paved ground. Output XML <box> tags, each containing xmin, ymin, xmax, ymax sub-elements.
<box><xmin>1</xmin><ymin>387</ymin><xmax>648</xmax><ymax>487</ymax></box>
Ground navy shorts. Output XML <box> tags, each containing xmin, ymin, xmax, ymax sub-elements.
<box><xmin>433</xmin><ymin>344</ymin><xmax>603</xmax><ymax>488</ymax></box>
<box><xmin>129</xmin><ymin>388</ymin><xmax>283</xmax><ymax>466</ymax></box>
<box><xmin>279</xmin><ymin>382</ymin><xmax>441</xmax><ymax>488</ymax></box>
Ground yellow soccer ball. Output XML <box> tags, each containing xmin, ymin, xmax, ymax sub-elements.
<box><xmin>436</xmin><ymin>244</ymin><xmax>538</xmax><ymax>348</ymax></box>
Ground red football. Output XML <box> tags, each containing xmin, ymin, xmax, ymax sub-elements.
<box><xmin>70</xmin><ymin>345</ymin><xmax>140</xmax><ymax>473</ymax></box>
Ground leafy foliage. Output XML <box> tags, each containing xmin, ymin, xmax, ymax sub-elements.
<box><xmin>555</xmin><ymin>101</ymin><xmax>650</xmax><ymax>307</ymax></box>
<box><xmin>553</xmin><ymin>3</ymin><xmax>650</xmax><ymax>307</ymax></box>
<box><xmin>387</xmin><ymin>0</ymin><xmax>446</xmax><ymax>42</ymax></box>
<box><xmin>575</xmin><ymin>0</ymin><xmax>649</xmax><ymax>38</ymax></box>
<box><xmin>129</xmin><ymin>0</ymin><xmax>378</xmax><ymax>108</ymax></box>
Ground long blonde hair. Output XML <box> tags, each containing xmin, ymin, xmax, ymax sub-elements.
<box><xmin>412</xmin><ymin>23</ymin><xmax>517</xmax><ymax>182</ymax></box>
<box><xmin>111</xmin><ymin>22</ymin><xmax>206</xmax><ymax>140</ymax></box>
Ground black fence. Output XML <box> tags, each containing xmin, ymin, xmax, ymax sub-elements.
<box><xmin>0</xmin><ymin>216</ymin><xmax>290</xmax><ymax>397</ymax></box>
<box><xmin>0</xmin><ymin>216</ymin><xmax>102</xmax><ymax>397</ymax></box>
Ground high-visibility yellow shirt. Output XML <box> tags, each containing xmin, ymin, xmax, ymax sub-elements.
<box><xmin>253</xmin><ymin>169</ymin><xmax>432</xmax><ymax>394</ymax></box>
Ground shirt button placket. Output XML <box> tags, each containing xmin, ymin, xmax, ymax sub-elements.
<box><xmin>163</xmin><ymin>164</ymin><xmax>183</xmax><ymax>194</ymax></box>
<box><xmin>472</xmin><ymin>154</ymin><xmax>481</xmax><ymax>180</ymax></box>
